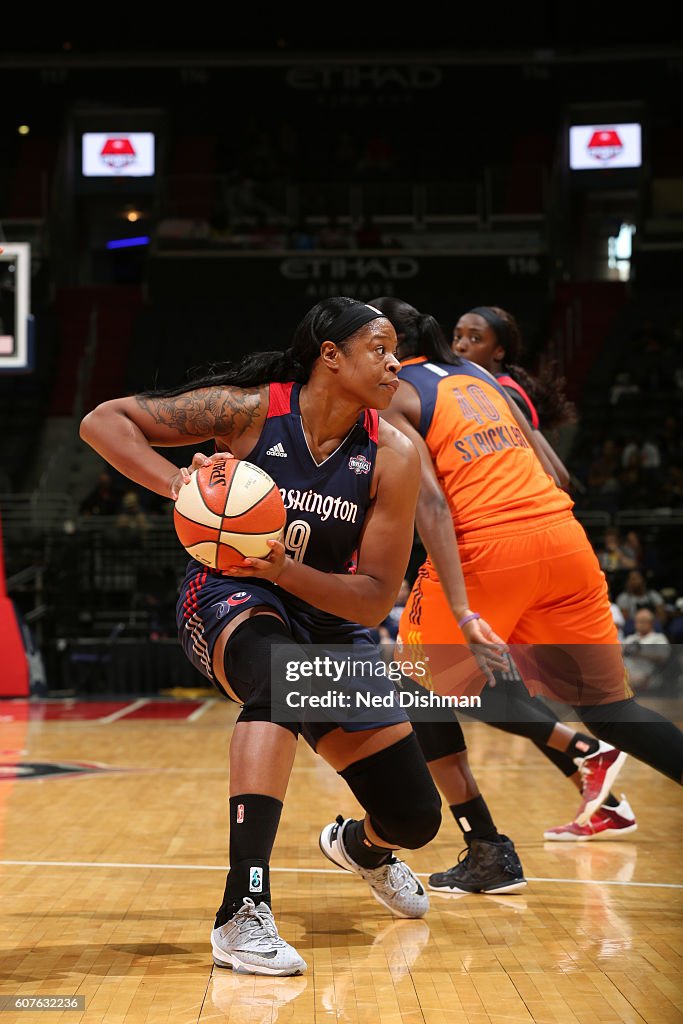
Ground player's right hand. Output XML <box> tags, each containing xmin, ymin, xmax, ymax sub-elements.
<box><xmin>222</xmin><ymin>538</ymin><xmax>289</xmax><ymax>582</ymax></box>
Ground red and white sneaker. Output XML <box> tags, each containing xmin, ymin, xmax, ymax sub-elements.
<box><xmin>544</xmin><ymin>795</ymin><xmax>637</xmax><ymax>841</ymax></box>
<box><xmin>575</xmin><ymin>742</ymin><xmax>627</xmax><ymax>824</ymax></box>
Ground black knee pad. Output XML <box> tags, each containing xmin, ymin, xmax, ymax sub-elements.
<box><xmin>462</xmin><ymin>677</ymin><xmax>557</xmax><ymax>742</ymax></box>
<box><xmin>576</xmin><ymin>697</ymin><xmax>670</xmax><ymax>741</ymax></box>
<box><xmin>398</xmin><ymin>678</ymin><xmax>466</xmax><ymax>760</ymax></box>
<box><xmin>224</xmin><ymin>616</ymin><xmax>301</xmax><ymax>738</ymax></box>
<box><xmin>340</xmin><ymin>732</ymin><xmax>441</xmax><ymax>848</ymax></box>
<box><xmin>411</xmin><ymin>717</ymin><xmax>467</xmax><ymax>760</ymax></box>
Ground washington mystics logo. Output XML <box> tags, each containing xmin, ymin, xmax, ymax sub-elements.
<box><xmin>214</xmin><ymin>593</ymin><xmax>252</xmax><ymax>618</ymax></box>
<box><xmin>348</xmin><ymin>454</ymin><xmax>371</xmax><ymax>475</ymax></box>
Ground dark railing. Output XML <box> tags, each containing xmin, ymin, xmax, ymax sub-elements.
<box><xmin>155</xmin><ymin>167</ymin><xmax>547</xmax><ymax>237</ymax></box>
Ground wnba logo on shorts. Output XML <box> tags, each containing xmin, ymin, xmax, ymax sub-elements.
<box><xmin>249</xmin><ymin>867</ymin><xmax>263</xmax><ymax>893</ymax></box>
<box><xmin>236</xmin><ymin>803</ymin><xmax>245</xmax><ymax>823</ymax></box>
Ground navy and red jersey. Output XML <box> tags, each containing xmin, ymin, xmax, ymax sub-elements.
<box><xmin>182</xmin><ymin>381</ymin><xmax>380</xmax><ymax>631</ymax></box>
<box><xmin>242</xmin><ymin>381</ymin><xmax>378</xmax><ymax>574</ymax></box>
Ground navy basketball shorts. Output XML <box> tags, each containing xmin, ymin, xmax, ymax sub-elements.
<box><xmin>176</xmin><ymin>563</ymin><xmax>409</xmax><ymax>744</ymax></box>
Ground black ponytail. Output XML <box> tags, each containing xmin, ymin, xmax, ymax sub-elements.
<box><xmin>140</xmin><ymin>296</ymin><xmax>364</xmax><ymax>397</ymax></box>
<box><xmin>367</xmin><ymin>296</ymin><xmax>459</xmax><ymax>364</ymax></box>
<box><xmin>505</xmin><ymin>362</ymin><xmax>577</xmax><ymax>429</ymax></box>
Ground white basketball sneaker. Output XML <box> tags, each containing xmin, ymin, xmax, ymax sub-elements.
<box><xmin>211</xmin><ymin>898</ymin><xmax>307</xmax><ymax>976</ymax></box>
<box><xmin>319</xmin><ymin>815</ymin><xmax>429</xmax><ymax>919</ymax></box>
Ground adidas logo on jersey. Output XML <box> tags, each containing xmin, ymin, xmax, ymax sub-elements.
<box><xmin>266</xmin><ymin>442</ymin><xmax>288</xmax><ymax>457</ymax></box>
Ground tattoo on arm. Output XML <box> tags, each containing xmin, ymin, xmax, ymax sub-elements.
<box><xmin>135</xmin><ymin>387</ymin><xmax>263</xmax><ymax>438</ymax></box>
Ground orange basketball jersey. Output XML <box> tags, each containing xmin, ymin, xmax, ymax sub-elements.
<box><xmin>398</xmin><ymin>357</ymin><xmax>573</xmax><ymax>537</ymax></box>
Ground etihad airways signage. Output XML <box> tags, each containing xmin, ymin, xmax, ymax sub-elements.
<box><xmin>286</xmin><ymin>66</ymin><xmax>442</xmax><ymax>90</ymax></box>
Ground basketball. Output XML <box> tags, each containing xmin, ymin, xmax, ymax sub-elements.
<box><xmin>173</xmin><ymin>456</ymin><xmax>286</xmax><ymax>570</ymax></box>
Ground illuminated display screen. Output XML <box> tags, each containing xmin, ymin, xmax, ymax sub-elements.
<box><xmin>82</xmin><ymin>132</ymin><xmax>155</xmax><ymax>177</ymax></box>
<box><xmin>569</xmin><ymin>123</ymin><xmax>642</xmax><ymax>170</ymax></box>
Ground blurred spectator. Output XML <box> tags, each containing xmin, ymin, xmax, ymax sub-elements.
<box><xmin>638</xmin><ymin>333</ymin><xmax>668</xmax><ymax>391</ymax></box>
<box><xmin>627</xmin><ymin>320</ymin><xmax>671</xmax><ymax>392</ymax></box>
<box><xmin>655</xmin><ymin>465</ymin><xmax>683</xmax><ymax>508</ymax></box>
<box><xmin>586</xmin><ymin>439</ymin><xmax>620</xmax><ymax>491</ymax></box>
<box><xmin>622</xmin><ymin>608</ymin><xmax>671</xmax><ymax>691</ymax></box>
<box><xmin>621</xmin><ymin>433</ymin><xmax>661</xmax><ymax>470</ymax></box>
<box><xmin>597</xmin><ymin>527</ymin><xmax>638</xmax><ymax>574</ymax></box>
<box><xmin>610</xmin><ymin>371</ymin><xmax>640</xmax><ymax>405</ymax></box>
<box><xmin>616</xmin><ymin>570</ymin><xmax>666</xmax><ymax>622</ymax></box>
<box><xmin>610</xmin><ymin>600</ymin><xmax>626</xmax><ymax>642</ymax></box>
<box><xmin>616</xmin><ymin>450</ymin><xmax>651</xmax><ymax>508</ymax></box>
<box><xmin>621</xmin><ymin>530</ymin><xmax>643</xmax><ymax>565</ymax></box>
<box><xmin>666</xmin><ymin>597</ymin><xmax>683</xmax><ymax>644</ymax></box>
<box><xmin>79</xmin><ymin>471</ymin><xmax>120</xmax><ymax>516</ymax></box>
<box><xmin>660</xmin><ymin>588</ymin><xmax>680</xmax><ymax>630</ymax></box>
<box><xmin>115</xmin><ymin>489</ymin><xmax>149</xmax><ymax>544</ymax></box>
<box><xmin>657</xmin><ymin>415</ymin><xmax>683</xmax><ymax>466</ymax></box>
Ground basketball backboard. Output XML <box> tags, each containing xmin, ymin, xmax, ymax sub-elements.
<box><xmin>0</xmin><ymin>242</ymin><xmax>33</xmax><ymax>372</ymax></box>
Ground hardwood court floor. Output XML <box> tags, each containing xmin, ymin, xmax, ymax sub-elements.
<box><xmin>0</xmin><ymin>696</ymin><xmax>681</xmax><ymax>1023</ymax></box>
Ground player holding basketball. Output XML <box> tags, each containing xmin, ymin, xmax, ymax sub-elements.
<box><xmin>370</xmin><ymin>296</ymin><xmax>683</xmax><ymax>890</ymax></box>
<box><xmin>80</xmin><ymin>297</ymin><xmax>443</xmax><ymax>976</ymax></box>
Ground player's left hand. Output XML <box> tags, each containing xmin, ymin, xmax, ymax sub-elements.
<box><xmin>461</xmin><ymin>616</ymin><xmax>509</xmax><ymax>686</ymax></box>
<box><xmin>169</xmin><ymin>451</ymin><xmax>234</xmax><ymax>500</ymax></box>
<box><xmin>222</xmin><ymin>539</ymin><xmax>289</xmax><ymax>582</ymax></box>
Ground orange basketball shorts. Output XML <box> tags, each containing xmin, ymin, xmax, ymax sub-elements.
<box><xmin>397</xmin><ymin>512</ymin><xmax>632</xmax><ymax>706</ymax></box>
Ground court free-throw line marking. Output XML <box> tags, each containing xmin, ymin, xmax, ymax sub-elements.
<box><xmin>97</xmin><ymin>699</ymin><xmax>149</xmax><ymax>723</ymax></box>
<box><xmin>0</xmin><ymin>860</ymin><xmax>681</xmax><ymax>889</ymax></box>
